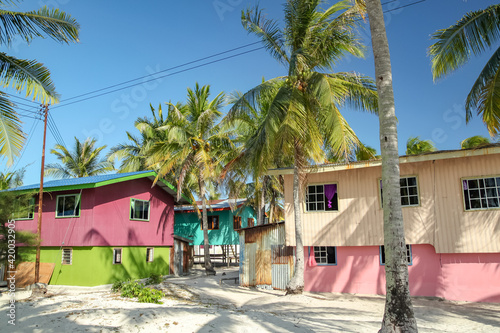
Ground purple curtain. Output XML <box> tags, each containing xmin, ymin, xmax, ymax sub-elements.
<box><xmin>324</xmin><ymin>184</ymin><xmax>337</xmax><ymax>209</ymax></box>
<box><xmin>463</xmin><ymin>180</ymin><xmax>468</xmax><ymax>190</ymax></box>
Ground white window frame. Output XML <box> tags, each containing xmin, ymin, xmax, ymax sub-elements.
<box><xmin>13</xmin><ymin>197</ymin><xmax>35</xmax><ymax>220</ymax></box>
<box><xmin>56</xmin><ymin>194</ymin><xmax>81</xmax><ymax>218</ymax></box>
<box><xmin>146</xmin><ymin>247</ymin><xmax>154</xmax><ymax>262</ymax></box>
<box><xmin>379</xmin><ymin>176</ymin><xmax>420</xmax><ymax>208</ymax></box>
<box><xmin>113</xmin><ymin>248</ymin><xmax>122</xmax><ymax>264</ymax></box>
<box><xmin>380</xmin><ymin>245</ymin><xmax>412</xmax><ymax>266</ymax></box>
<box><xmin>312</xmin><ymin>246</ymin><xmax>337</xmax><ymax>265</ymax></box>
<box><xmin>130</xmin><ymin>198</ymin><xmax>150</xmax><ymax>221</ymax></box>
<box><xmin>462</xmin><ymin>176</ymin><xmax>500</xmax><ymax>211</ymax></box>
<box><xmin>62</xmin><ymin>248</ymin><xmax>72</xmax><ymax>265</ymax></box>
<box><xmin>305</xmin><ymin>183</ymin><xmax>339</xmax><ymax>212</ymax></box>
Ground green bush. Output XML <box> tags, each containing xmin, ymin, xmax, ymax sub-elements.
<box><xmin>146</xmin><ymin>273</ymin><xmax>163</xmax><ymax>285</ymax></box>
<box><xmin>113</xmin><ymin>280</ymin><xmax>164</xmax><ymax>304</ymax></box>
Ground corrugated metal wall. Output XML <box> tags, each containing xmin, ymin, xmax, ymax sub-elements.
<box><xmin>284</xmin><ymin>153</ymin><xmax>500</xmax><ymax>253</ymax></box>
<box><xmin>239</xmin><ymin>223</ymin><xmax>292</xmax><ymax>289</ymax></box>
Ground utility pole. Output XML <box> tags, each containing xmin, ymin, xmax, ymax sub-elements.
<box><xmin>35</xmin><ymin>104</ymin><xmax>49</xmax><ymax>284</ymax></box>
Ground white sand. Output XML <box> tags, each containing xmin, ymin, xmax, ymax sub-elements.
<box><xmin>2</xmin><ymin>267</ymin><xmax>500</xmax><ymax>332</ymax></box>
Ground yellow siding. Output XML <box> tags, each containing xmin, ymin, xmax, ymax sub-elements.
<box><xmin>284</xmin><ymin>153</ymin><xmax>500</xmax><ymax>253</ymax></box>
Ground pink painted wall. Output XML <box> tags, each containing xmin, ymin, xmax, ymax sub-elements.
<box><xmin>304</xmin><ymin>244</ymin><xmax>500</xmax><ymax>303</ymax></box>
<box><xmin>14</xmin><ymin>178</ymin><xmax>175</xmax><ymax>247</ymax></box>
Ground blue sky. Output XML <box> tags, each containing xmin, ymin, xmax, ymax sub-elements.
<box><xmin>3</xmin><ymin>0</ymin><xmax>499</xmax><ymax>185</ymax></box>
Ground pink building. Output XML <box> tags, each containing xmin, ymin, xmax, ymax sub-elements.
<box><xmin>269</xmin><ymin>145</ymin><xmax>500</xmax><ymax>302</ymax></box>
<box><xmin>12</xmin><ymin>171</ymin><xmax>189</xmax><ymax>286</ymax></box>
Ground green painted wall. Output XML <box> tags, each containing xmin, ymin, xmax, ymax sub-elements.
<box><xmin>19</xmin><ymin>246</ymin><xmax>170</xmax><ymax>286</ymax></box>
<box><xmin>174</xmin><ymin>206</ymin><xmax>255</xmax><ymax>245</ymax></box>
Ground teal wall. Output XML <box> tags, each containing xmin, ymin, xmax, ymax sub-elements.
<box><xmin>175</xmin><ymin>206</ymin><xmax>255</xmax><ymax>245</ymax></box>
<box><xmin>19</xmin><ymin>246</ymin><xmax>170</xmax><ymax>286</ymax></box>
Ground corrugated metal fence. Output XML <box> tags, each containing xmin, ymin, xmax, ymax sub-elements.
<box><xmin>239</xmin><ymin>222</ymin><xmax>294</xmax><ymax>290</ymax></box>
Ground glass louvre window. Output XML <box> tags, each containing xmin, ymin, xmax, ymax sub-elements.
<box><xmin>146</xmin><ymin>248</ymin><xmax>154</xmax><ymax>262</ymax></box>
<box><xmin>130</xmin><ymin>199</ymin><xmax>150</xmax><ymax>221</ymax></box>
<box><xmin>463</xmin><ymin>177</ymin><xmax>500</xmax><ymax>210</ymax></box>
<box><xmin>380</xmin><ymin>245</ymin><xmax>412</xmax><ymax>265</ymax></box>
<box><xmin>201</xmin><ymin>216</ymin><xmax>219</xmax><ymax>230</ymax></box>
<box><xmin>313</xmin><ymin>246</ymin><xmax>337</xmax><ymax>265</ymax></box>
<box><xmin>380</xmin><ymin>176</ymin><xmax>419</xmax><ymax>207</ymax></box>
<box><xmin>113</xmin><ymin>248</ymin><xmax>122</xmax><ymax>264</ymax></box>
<box><xmin>306</xmin><ymin>184</ymin><xmax>338</xmax><ymax>212</ymax></box>
<box><xmin>56</xmin><ymin>194</ymin><xmax>81</xmax><ymax>217</ymax></box>
<box><xmin>62</xmin><ymin>248</ymin><xmax>72</xmax><ymax>265</ymax></box>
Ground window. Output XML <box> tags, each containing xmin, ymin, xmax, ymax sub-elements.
<box><xmin>233</xmin><ymin>216</ymin><xmax>241</xmax><ymax>230</ymax></box>
<box><xmin>200</xmin><ymin>216</ymin><xmax>219</xmax><ymax>230</ymax></box>
<box><xmin>113</xmin><ymin>248</ymin><xmax>122</xmax><ymax>264</ymax></box>
<box><xmin>462</xmin><ymin>177</ymin><xmax>500</xmax><ymax>210</ymax></box>
<box><xmin>247</xmin><ymin>218</ymin><xmax>255</xmax><ymax>228</ymax></box>
<box><xmin>146</xmin><ymin>248</ymin><xmax>154</xmax><ymax>262</ymax></box>
<box><xmin>56</xmin><ymin>194</ymin><xmax>81</xmax><ymax>218</ymax></box>
<box><xmin>379</xmin><ymin>176</ymin><xmax>419</xmax><ymax>207</ymax></box>
<box><xmin>130</xmin><ymin>199</ymin><xmax>150</xmax><ymax>221</ymax></box>
<box><xmin>306</xmin><ymin>184</ymin><xmax>338</xmax><ymax>212</ymax></box>
<box><xmin>380</xmin><ymin>245</ymin><xmax>412</xmax><ymax>265</ymax></box>
<box><xmin>13</xmin><ymin>197</ymin><xmax>35</xmax><ymax>220</ymax></box>
<box><xmin>62</xmin><ymin>248</ymin><xmax>72</xmax><ymax>265</ymax></box>
<box><xmin>313</xmin><ymin>246</ymin><xmax>337</xmax><ymax>265</ymax></box>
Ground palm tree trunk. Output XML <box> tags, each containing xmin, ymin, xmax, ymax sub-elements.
<box><xmin>199</xmin><ymin>178</ymin><xmax>215</xmax><ymax>275</ymax></box>
<box><xmin>365</xmin><ymin>0</ymin><xmax>418</xmax><ymax>332</ymax></box>
<box><xmin>286</xmin><ymin>142</ymin><xmax>305</xmax><ymax>294</ymax></box>
<box><xmin>258</xmin><ymin>176</ymin><xmax>267</xmax><ymax>225</ymax></box>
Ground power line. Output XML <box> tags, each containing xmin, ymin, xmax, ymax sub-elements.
<box><xmin>47</xmin><ymin>113</ymin><xmax>66</xmax><ymax>147</ymax></box>
<box><xmin>52</xmin><ymin>46</ymin><xmax>266</xmax><ymax>110</ymax></box>
<box><xmin>12</xmin><ymin>119</ymin><xmax>39</xmax><ymax>170</ymax></box>
<box><xmin>61</xmin><ymin>41</ymin><xmax>263</xmax><ymax>104</ymax></box>
<box><xmin>384</xmin><ymin>0</ymin><xmax>427</xmax><ymax>13</ymax></box>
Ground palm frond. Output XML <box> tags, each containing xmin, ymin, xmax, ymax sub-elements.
<box><xmin>465</xmin><ymin>47</ymin><xmax>500</xmax><ymax>135</ymax></box>
<box><xmin>430</xmin><ymin>4</ymin><xmax>500</xmax><ymax>80</ymax></box>
<box><xmin>0</xmin><ymin>93</ymin><xmax>23</xmax><ymax>164</ymax></box>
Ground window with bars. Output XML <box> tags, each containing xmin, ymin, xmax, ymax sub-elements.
<box><xmin>130</xmin><ymin>199</ymin><xmax>150</xmax><ymax>221</ymax></box>
<box><xmin>113</xmin><ymin>248</ymin><xmax>122</xmax><ymax>264</ymax></box>
<box><xmin>62</xmin><ymin>248</ymin><xmax>72</xmax><ymax>265</ymax></box>
<box><xmin>380</xmin><ymin>245</ymin><xmax>412</xmax><ymax>265</ymax></box>
<box><xmin>306</xmin><ymin>184</ymin><xmax>338</xmax><ymax>212</ymax></box>
<box><xmin>56</xmin><ymin>194</ymin><xmax>81</xmax><ymax>218</ymax></box>
<box><xmin>462</xmin><ymin>176</ymin><xmax>500</xmax><ymax>210</ymax></box>
<box><xmin>200</xmin><ymin>216</ymin><xmax>219</xmax><ymax>230</ymax></box>
<box><xmin>313</xmin><ymin>246</ymin><xmax>337</xmax><ymax>265</ymax></box>
<box><xmin>379</xmin><ymin>176</ymin><xmax>419</xmax><ymax>207</ymax></box>
<box><xmin>233</xmin><ymin>216</ymin><xmax>241</xmax><ymax>230</ymax></box>
<box><xmin>146</xmin><ymin>248</ymin><xmax>154</xmax><ymax>262</ymax></box>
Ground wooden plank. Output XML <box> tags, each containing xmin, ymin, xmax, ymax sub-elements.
<box><xmin>14</xmin><ymin>262</ymin><xmax>55</xmax><ymax>287</ymax></box>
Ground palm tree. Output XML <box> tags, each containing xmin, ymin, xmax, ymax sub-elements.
<box><xmin>45</xmin><ymin>137</ymin><xmax>114</xmax><ymax>179</ymax></box>
<box><xmin>405</xmin><ymin>136</ymin><xmax>437</xmax><ymax>155</ymax></box>
<box><xmin>0</xmin><ymin>3</ymin><xmax>79</xmax><ymax>164</ymax></box>
<box><xmin>147</xmin><ymin>83</ymin><xmax>233</xmax><ymax>275</ymax></box>
<box><xmin>429</xmin><ymin>4</ymin><xmax>500</xmax><ymax>136</ymax></box>
<box><xmin>460</xmin><ymin>135</ymin><xmax>491</xmax><ymax>149</ymax></box>
<box><xmin>234</xmin><ymin>0</ymin><xmax>378</xmax><ymax>294</ymax></box>
<box><xmin>0</xmin><ymin>167</ymin><xmax>25</xmax><ymax>190</ymax></box>
<box><xmin>365</xmin><ymin>0</ymin><xmax>418</xmax><ymax>331</ymax></box>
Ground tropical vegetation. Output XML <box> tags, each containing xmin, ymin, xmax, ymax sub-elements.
<box><xmin>405</xmin><ymin>136</ymin><xmax>436</xmax><ymax>155</ymax></box>
<box><xmin>0</xmin><ymin>2</ymin><xmax>79</xmax><ymax>165</ymax></box>
<box><xmin>430</xmin><ymin>4</ymin><xmax>500</xmax><ymax>136</ymax></box>
<box><xmin>460</xmin><ymin>135</ymin><xmax>491</xmax><ymax>149</ymax></box>
<box><xmin>45</xmin><ymin>137</ymin><xmax>114</xmax><ymax>179</ymax></box>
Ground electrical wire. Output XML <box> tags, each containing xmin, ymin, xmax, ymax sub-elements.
<box><xmin>12</xmin><ymin>118</ymin><xmax>39</xmax><ymax>170</ymax></box>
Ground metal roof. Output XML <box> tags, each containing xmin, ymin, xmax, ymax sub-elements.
<box><xmin>8</xmin><ymin>170</ymin><xmax>190</xmax><ymax>204</ymax></box>
<box><xmin>175</xmin><ymin>198</ymin><xmax>247</xmax><ymax>212</ymax></box>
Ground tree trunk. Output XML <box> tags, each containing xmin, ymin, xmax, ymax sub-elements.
<box><xmin>365</xmin><ymin>0</ymin><xmax>418</xmax><ymax>332</ymax></box>
<box><xmin>199</xmin><ymin>178</ymin><xmax>215</xmax><ymax>275</ymax></box>
<box><xmin>285</xmin><ymin>142</ymin><xmax>305</xmax><ymax>294</ymax></box>
<box><xmin>258</xmin><ymin>176</ymin><xmax>267</xmax><ymax>225</ymax></box>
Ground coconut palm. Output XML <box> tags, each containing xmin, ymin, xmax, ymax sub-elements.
<box><xmin>234</xmin><ymin>0</ymin><xmax>378</xmax><ymax>294</ymax></box>
<box><xmin>365</xmin><ymin>0</ymin><xmax>418</xmax><ymax>331</ymax></box>
<box><xmin>460</xmin><ymin>135</ymin><xmax>491</xmax><ymax>149</ymax></box>
<box><xmin>147</xmin><ymin>83</ymin><xmax>233</xmax><ymax>275</ymax></box>
<box><xmin>0</xmin><ymin>167</ymin><xmax>25</xmax><ymax>190</ymax></box>
<box><xmin>430</xmin><ymin>4</ymin><xmax>500</xmax><ymax>136</ymax></box>
<box><xmin>0</xmin><ymin>3</ymin><xmax>79</xmax><ymax>164</ymax></box>
<box><xmin>45</xmin><ymin>137</ymin><xmax>114</xmax><ymax>179</ymax></box>
<box><xmin>405</xmin><ymin>136</ymin><xmax>437</xmax><ymax>155</ymax></box>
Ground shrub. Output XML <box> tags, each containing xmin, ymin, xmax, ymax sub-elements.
<box><xmin>113</xmin><ymin>279</ymin><xmax>164</xmax><ymax>304</ymax></box>
<box><xmin>146</xmin><ymin>273</ymin><xmax>163</xmax><ymax>285</ymax></box>
<box><xmin>111</xmin><ymin>280</ymin><xmax>126</xmax><ymax>292</ymax></box>
<box><xmin>120</xmin><ymin>280</ymin><xmax>143</xmax><ymax>298</ymax></box>
<box><xmin>138</xmin><ymin>287</ymin><xmax>164</xmax><ymax>304</ymax></box>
